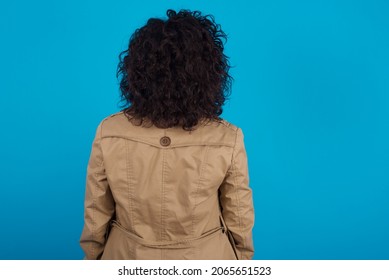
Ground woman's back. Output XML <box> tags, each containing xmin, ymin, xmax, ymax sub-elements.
<box><xmin>80</xmin><ymin>111</ymin><xmax>254</xmax><ymax>259</ymax></box>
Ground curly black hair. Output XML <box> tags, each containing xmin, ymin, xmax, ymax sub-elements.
<box><xmin>116</xmin><ymin>8</ymin><xmax>233</xmax><ymax>131</ymax></box>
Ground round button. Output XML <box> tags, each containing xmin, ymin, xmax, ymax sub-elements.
<box><xmin>160</xmin><ymin>136</ymin><xmax>171</xmax><ymax>147</ymax></box>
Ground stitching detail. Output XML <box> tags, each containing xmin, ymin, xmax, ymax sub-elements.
<box><xmin>191</xmin><ymin>145</ymin><xmax>210</xmax><ymax>236</ymax></box>
<box><xmin>161</xmin><ymin>128</ymin><xmax>167</xmax><ymax>259</ymax></box>
<box><xmin>101</xmin><ymin>135</ymin><xmax>235</xmax><ymax>148</ymax></box>
<box><xmin>231</xmin><ymin>128</ymin><xmax>245</xmax><ymax>259</ymax></box>
<box><xmin>218</xmin><ymin>120</ymin><xmax>239</xmax><ymax>132</ymax></box>
<box><xmin>125</xmin><ymin>140</ymin><xmax>136</xmax><ymax>232</ymax></box>
<box><xmin>161</xmin><ymin>148</ymin><xmax>167</xmax><ymax>242</ymax></box>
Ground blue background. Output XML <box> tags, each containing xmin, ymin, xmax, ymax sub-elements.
<box><xmin>0</xmin><ymin>0</ymin><xmax>388</xmax><ymax>260</ymax></box>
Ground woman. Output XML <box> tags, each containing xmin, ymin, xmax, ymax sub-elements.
<box><xmin>79</xmin><ymin>8</ymin><xmax>254</xmax><ymax>260</ymax></box>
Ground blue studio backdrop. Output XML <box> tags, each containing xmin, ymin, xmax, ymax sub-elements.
<box><xmin>0</xmin><ymin>0</ymin><xmax>388</xmax><ymax>259</ymax></box>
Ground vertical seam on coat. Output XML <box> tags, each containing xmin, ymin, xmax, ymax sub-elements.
<box><xmin>191</xmin><ymin>145</ymin><xmax>210</xmax><ymax>236</ymax></box>
<box><xmin>161</xmin><ymin>147</ymin><xmax>167</xmax><ymax>259</ymax></box>
<box><xmin>161</xmin><ymin>148</ymin><xmax>166</xmax><ymax>242</ymax></box>
<box><xmin>125</xmin><ymin>140</ymin><xmax>135</xmax><ymax>232</ymax></box>
<box><xmin>232</xmin><ymin>129</ymin><xmax>245</xmax><ymax>259</ymax></box>
<box><xmin>161</xmin><ymin>129</ymin><xmax>167</xmax><ymax>259</ymax></box>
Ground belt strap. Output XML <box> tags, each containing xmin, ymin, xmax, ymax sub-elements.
<box><xmin>219</xmin><ymin>214</ymin><xmax>239</xmax><ymax>260</ymax></box>
<box><xmin>110</xmin><ymin>220</ymin><xmax>225</xmax><ymax>249</ymax></box>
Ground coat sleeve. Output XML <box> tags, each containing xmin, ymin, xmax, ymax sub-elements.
<box><xmin>219</xmin><ymin>127</ymin><xmax>255</xmax><ymax>260</ymax></box>
<box><xmin>79</xmin><ymin>121</ymin><xmax>115</xmax><ymax>260</ymax></box>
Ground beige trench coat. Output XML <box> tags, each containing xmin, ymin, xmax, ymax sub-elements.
<box><xmin>80</xmin><ymin>111</ymin><xmax>254</xmax><ymax>260</ymax></box>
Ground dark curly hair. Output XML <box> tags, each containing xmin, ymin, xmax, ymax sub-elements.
<box><xmin>116</xmin><ymin>8</ymin><xmax>233</xmax><ymax>131</ymax></box>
